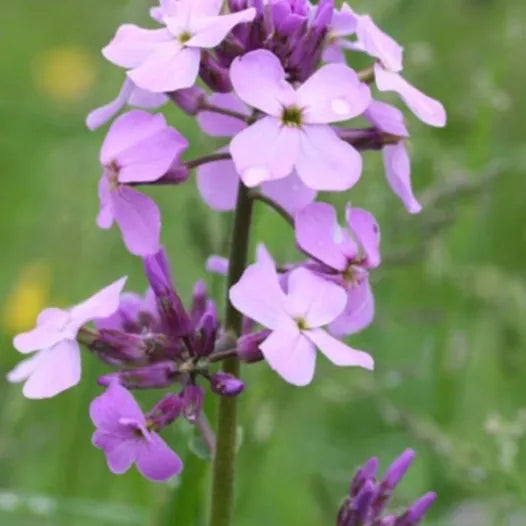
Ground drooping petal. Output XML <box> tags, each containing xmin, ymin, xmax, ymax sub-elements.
<box><xmin>261</xmin><ymin>172</ymin><xmax>317</xmax><ymax>215</ymax></box>
<box><xmin>70</xmin><ymin>276</ymin><xmax>127</xmax><ymax>328</ymax></box>
<box><xmin>93</xmin><ymin>431</ymin><xmax>137</xmax><ymax>474</ymax></box>
<box><xmin>286</xmin><ymin>267</ymin><xmax>347</xmax><ymax>328</ymax></box>
<box><xmin>230</xmin><ymin>49</ymin><xmax>296</xmax><ymax>116</ymax></box>
<box><xmin>329</xmin><ymin>279</ymin><xmax>375</xmax><ymax>337</ymax></box>
<box><xmin>197</xmin><ymin>93</ymin><xmax>249</xmax><ymax>137</ymax></box>
<box><xmin>295</xmin><ymin>124</ymin><xmax>362</xmax><ymax>191</ymax></box>
<box><xmin>103</xmin><ymin>25</ymin><xmax>173</xmax><ymax>69</ymax></box>
<box><xmin>197</xmin><ymin>157</ymin><xmax>239</xmax><ymax>211</ymax></box>
<box><xmin>136</xmin><ymin>433</ymin><xmax>183</xmax><ymax>481</ymax></box>
<box><xmin>230</xmin><ymin>116</ymin><xmax>300</xmax><ymax>187</ymax></box>
<box><xmin>297</xmin><ymin>64</ymin><xmax>371</xmax><ymax>124</ymax></box>
<box><xmin>260</xmin><ymin>320</ymin><xmax>317</xmax><ymax>386</ymax></box>
<box><xmin>110</xmin><ymin>186</ymin><xmax>161</xmax><ymax>256</ymax></box>
<box><xmin>346</xmin><ymin>206</ymin><xmax>381</xmax><ymax>268</ymax></box>
<box><xmin>186</xmin><ymin>8</ymin><xmax>257</xmax><ymax>49</ymax></box>
<box><xmin>129</xmin><ymin>44</ymin><xmax>200</xmax><ymax>94</ymax></box>
<box><xmin>86</xmin><ymin>78</ymin><xmax>134</xmax><ymax>131</ymax></box>
<box><xmin>383</xmin><ymin>142</ymin><xmax>422</xmax><ymax>214</ymax></box>
<box><xmin>305</xmin><ymin>328</ymin><xmax>374</xmax><ymax>369</ymax></box>
<box><xmin>90</xmin><ymin>382</ymin><xmax>145</xmax><ymax>435</ymax></box>
<box><xmin>295</xmin><ymin>202</ymin><xmax>352</xmax><ymax>271</ymax></box>
<box><xmin>364</xmin><ymin>100</ymin><xmax>409</xmax><ymax>137</ymax></box>
<box><xmin>374</xmin><ymin>64</ymin><xmax>446</xmax><ymax>127</ymax></box>
<box><xmin>20</xmin><ymin>341</ymin><xmax>82</xmax><ymax>399</ymax></box>
<box><xmin>229</xmin><ymin>260</ymin><xmax>288</xmax><ymax>330</ymax></box>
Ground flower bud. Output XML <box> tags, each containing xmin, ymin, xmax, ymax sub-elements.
<box><xmin>191</xmin><ymin>280</ymin><xmax>208</xmax><ymax>325</ymax></box>
<box><xmin>200</xmin><ymin>52</ymin><xmax>233</xmax><ymax>93</ymax></box>
<box><xmin>210</xmin><ymin>372</ymin><xmax>245</xmax><ymax>397</ymax></box>
<box><xmin>181</xmin><ymin>385</ymin><xmax>204</xmax><ymax>422</ymax></box>
<box><xmin>98</xmin><ymin>361</ymin><xmax>178</xmax><ymax>390</ymax></box>
<box><xmin>169</xmin><ymin>87</ymin><xmax>206</xmax><ymax>115</ymax></box>
<box><xmin>88</xmin><ymin>329</ymin><xmax>148</xmax><ymax>366</ymax></box>
<box><xmin>237</xmin><ymin>330</ymin><xmax>269</xmax><ymax>363</ymax></box>
<box><xmin>147</xmin><ymin>393</ymin><xmax>184</xmax><ymax>430</ymax></box>
<box><xmin>350</xmin><ymin>480</ymin><xmax>375</xmax><ymax>526</ymax></box>
<box><xmin>350</xmin><ymin>456</ymin><xmax>379</xmax><ymax>497</ymax></box>
<box><xmin>399</xmin><ymin>492</ymin><xmax>437</xmax><ymax>526</ymax></box>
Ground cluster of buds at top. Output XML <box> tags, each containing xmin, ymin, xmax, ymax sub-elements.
<box><xmin>337</xmin><ymin>450</ymin><xmax>436</xmax><ymax>526</ymax></box>
<box><xmin>8</xmin><ymin>0</ymin><xmax>446</xmax><ymax>494</ymax></box>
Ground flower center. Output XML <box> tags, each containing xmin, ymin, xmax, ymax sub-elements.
<box><xmin>281</xmin><ymin>105</ymin><xmax>304</xmax><ymax>127</ymax></box>
<box><xmin>107</xmin><ymin>160</ymin><xmax>120</xmax><ymax>190</ymax></box>
<box><xmin>178</xmin><ymin>31</ymin><xmax>192</xmax><ymax>45</ymax></box>
<box><xmin>296</xmin><ymin>317</ymin><xmax>309</xmax><ymax>330</ymax></box>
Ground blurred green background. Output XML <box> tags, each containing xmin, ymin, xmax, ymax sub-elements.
<box><xmin>1</xmin><ymin>0</ymin><xmax>526</xmax><ymax>524</ymax></box>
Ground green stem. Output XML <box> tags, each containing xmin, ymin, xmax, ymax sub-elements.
<box><xmin>209</xmin><ymin>182</ymin><xmax>254</xmax><ymax>526</ymax></box>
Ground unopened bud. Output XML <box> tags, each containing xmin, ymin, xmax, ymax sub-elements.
<box><xmin>169</xmin><ymin>87</ymin><xmax>206</xmax><ymax>115</ymax></box>
<box><xmin>210</xmin><ymin>372</ymin><xmax>245</xmax><ymax>397</ymax></box>
<box><xmin>181</xmin><ymin>385</ymin><xmax>204</xmax><ymax>422</ymax></box>
<box><xmin>200</xmin><ymin>52</ymin><xmax>233</xmax><ymax>93</ymax></box>
<box><xmin>147</xmin><ymin>393</ymin><xmax>184</xmax><ymax>430</ymax></box>
<box><xmin>237</xmin><ymin>330</ymin><xmax>269</xmax><ymax>363</ymax></box>
<box><xmin>98</xmin><ymin>361</ymin><xmax>178</xmax><ymax>390</ymax></box>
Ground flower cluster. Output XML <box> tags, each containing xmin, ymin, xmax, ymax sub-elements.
<box><xmin>337</xmin><ymin>450</ymin><xmax>436</xmax><ymax>526</ymax></box>
<box><xmin>9</xmin><ymin>2</ymin><xmax>444</xmax><ymax>512</ymax></box>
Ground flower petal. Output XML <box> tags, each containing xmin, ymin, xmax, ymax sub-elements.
<box><xmin>261</xmin><ymin>172</ymin><xmax>317</xmax><ymax>216</ymax></box>
<box><xmin>230</xmin><ymin>49</ymin><xmax>296</xmax><ymax>116</ymax></box>
<box><xmin>136</xmin><ymin>432</ymin><xmax>183</xmax><ymax>481</ymax></box>
<box><xmin>346</xmin><ymin>206</ymin><xmax>381</xmax><ymax>268</ymax></box>
<box><xmin>197</xmin><ymin>158</ymin><xmax>239</xmax><ymax>211</ymax></box>
<box><xmin>295</xmin><ymin>125</ymin><xmax>362</xmax><ymax>191</ymax></box>
<box><xmin>197</xmin><ymin>93</ymin><xmax>249</xmax><ymax>137</ymax></box>
<box><xmin>86</xmin><ymin>78</ymin><xmax>134</xmax><ymax>131</ymax></box>
<box><xmin>364</xmin><ymin>100</ymin><xmax>409</xmax><ymax>137</ymax></box>
<box><xmin>305</xmin><ymin>328</ymin><xmax>374</xmax><ymax>369</ymax></box>
<box><xmin>93</xmin><ymin>431</ymin><xmax>137</xmax><ymax>475</ymax></box>
<box><xmin>97</xmin><ymin>176</ymin><xmax>114</xmax><ymax>229</ymax></box>
<box><xmin>260</xmin><ymin>320</ymin><xmax>316</xmax><ymax>386</ymax></box>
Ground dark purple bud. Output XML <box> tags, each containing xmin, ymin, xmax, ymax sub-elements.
<box><xmin>191</xmin><ymin>280</ymin><xmax>208</xmax><ymax>325</ymax></box>
<box><xmin>350</xmin><ymin>456</ymin><xmax>379</xmax><ymax>497</ymax></box>
<box><xmin>395</xmin><ymin>492</ymin><xmax>437</xmax><ymax>526</ymax></box>
<box><xmin>200</xmin><ymin>52</ymin><xmax>233</xmax><ymax>93</ymax></box>
<box><xmin>210</xmin><ymin>372</ymin><xmax>245</xmax><ymax>397</ymax></box>
<box><xmin>147</xmin><ymin>393</ymin><xmax>184</xmax><ymax>430</ymax></box>
<box><xmin>169</xmin><ymin>87</ymin><xmax>206</xmax><ymax>115</ymax></box>
<box><xmin>98</xmin><ymin>361</ymin><xmax>178</xmax><ymax>390</ymax></box>
<box><xmin>195</xmin><ymin>302</ymin><xmax>219</xmax><ymax>357</ymax></box>
<box><xmin>312</xmin><ymin>0</ymin><xmax>334</xmax><ymax>33</ymax></box>
<box><xmin>348</xmin><ymin>480</ymin><xmax>375</xmax><ymax>526</ymax></box>
<box><xmin>87</xmin><ymin>329</ymin><xmax>149</xmax><ymax>366</ymax></box>
<box><xmin>237</xmin><ymin>330</ymin><xmax>269</xmax><ymax>363</ymax></box>
<box><xmin>383</xmin><ymin>449</ymin><xmax>415</xmax><ymax>490</ymax></box>
<box><xmin>157</xmin><ymin>159</ymin><xmax>190</xmax><ymax>184</ymax></box>
<box><xmin>229</xmin><ymin>0</ymin><xmax>248</xmax><ymax>10</ymax></box>
<box><xmin>181</xmin><ymin>385</ymin><xmax>204</xmax><ymax>422</ymax></box>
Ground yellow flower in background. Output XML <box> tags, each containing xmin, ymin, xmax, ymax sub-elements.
<box><xmin>33</xmin><ymin>46</ymin><xmax>97</xmax><ymax>102</ymax></box>
<box><xmin>3</xmin><ymin>263</ymin><xmax>51</xmax><ymax>334</ymax></box>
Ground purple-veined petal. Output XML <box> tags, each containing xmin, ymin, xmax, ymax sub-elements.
<box><xmin>86</xmin><ymin>78</ymin><xmax>134</xmax><ymax>131</ymax></box>
<box><xmin>230</xmin><ymin>49</ymin><xmax>296</xmax><ymax>116</ymax></box>
<box><xmin>197</xmin><ymin>157</ymin><xmax>239</xmax><ymax>211</ymax></box>
<box><xmin>328</xmin><ymin>279</ymin><xmax>375</xmax><ymax>337</ymax></box>
<box><xmin>286</xmin><ymin>267</ymin><xmax>347</xmax><ymax>328</ymax></box>
<box><xmin>186</xmin><ymin>8</ymin><xmax>256</xmax><ymax>49</ymax></box>
<box><xmin>364</xmin><ymin>100</ymin><xmax>409</xmax><ymax>137</ymax></box>
<box><xmin>261</xmin><ymin>172</ymin><xmax>316</xmax><ymax>215</ymax></box>
<box><xmin>374</xmin><ymin>64</ymin><xmax>446</xmax><ymax>127</ymax></box>
<box><xmin>197</xmin><ymin>93</ymin><xmax>249</xmax><ymax>137</ymax></box>
<box><xmin>305</xmin><ymin>328</ymin><xmax>374</xmax><ymax>369</ymax></box>
<box><xmin>346</xmin><ymin>206</ymin><xmax>381</xmax><ymax>268</ymax></box>
<box><xmin>383</xmin><ymin>142</ymin><xmax>422</xmax><ymax>214</ymax></box>
<box><xmin>229</xmin><ymin>260</ymin><xmax>288</xmax><ymax>330</ymax></box>
<box><xmin>295</xmin><ymin>124</ymin><xmax>362</xmax><ymax>191</ymax></box>
<box><xmin>93</xmin><ymin>431</ymin><xmax>137</xmax><ymax>474</ymax></box>
<box><xmin>103</xmin><ymin>25</ymin><xmax>173</xmax><ymax>69</ymax></box>
<box><xmin>136</xmin><ymin>432</ymin><xmax>183</xmax><ymax>481</ymax></box>
<box><xmin>129</xmin><ymin>44</ymin><xmax>200</xmax><ymax>94</ymax></box>
<box><xmin>298</xmin><ymin>64</ymin><xmax>371</xmax><ymax>124</ymax></box>
<box><xmin>230</xmin><ymin>116</ymin><xmax>300</xmax><ymax>187</ymax></box>
<box><xmin>260</xmin><ymin>320</ymin><xmax>317</xmax><ymax>386</ymax></box>
<box><xmin>110</xmin><ymin>186</ymin><xmax>161</xmax><ymax>257</ymax></box>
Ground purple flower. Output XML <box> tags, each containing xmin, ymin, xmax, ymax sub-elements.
<box><xmin>295</xmin><ymin>202</ymin><xmax>380</xmax><ymax>337</ymax></box>
<box><xmin>8</xmin><ymin>277</ymin><xmax>126</xmax><ymax>399</ymax></box>
<box><xmin>86</xmin><ymin>77</ymin><xmax>168</xmax><ymax>131</ymax></box>
<box><xmin>209</xmin><ymin>372</ymin><xmax>245</xmax><ymax>397</ymax></box>
<box><xmin>229</xmin><ymin>257</ymin><xmax>374</xmax><ymax>386</ymax></box>
<box><xmin>229</xmin><ymin>49</ymin><xmax>371</xmax><ymax>191</ymax></box>
<box><xmin>90</xmin><ymin>382</ymin><xmax>182</xmax><ymax>482</ymax></box>
<box><xmin>97</xmin><ymin>110</ymin><xmax>188</xmax><ymax>256</ymax></box>
<box><xmin>196</xmin><ymin>93</ymin><xmax>316</xmax><ymax>214</ymax></box>
<box><xmin>103</xmin><ymin>1</ymin><xmax>256</xmax><ymax>93</ymax></box>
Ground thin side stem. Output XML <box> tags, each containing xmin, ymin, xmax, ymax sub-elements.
<box><xmin>186</xmin><ymin>152</ymin><xmax>232</xmax><ymax>170</ymax></box>
<box><xmin>196</xmin><ymin>412</ymin><xmax>216</xmax><ymax>456</ymax></box>
<box><xmin>201</xmin><ymin>102</ymin><xmax>250</xmax><ymax>122</ymax></box>
<box><xmin>209</xmin><ymin>182</ymin><xmax>254</xmax><ymax>526</ymax></box>
<box><xmin>250</xmin><ymin>191</ymin><xmax>294</xmax><ymax>227</ymax></box>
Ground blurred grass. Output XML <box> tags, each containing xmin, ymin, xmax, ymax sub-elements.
<box><xmin>1</xmin><ymin>0</ymin><xmax>526</xmax><ymax>524</ymax></box>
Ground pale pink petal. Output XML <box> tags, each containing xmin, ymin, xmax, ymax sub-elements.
<box><xmin>330</xmin><ymin>3</ymin><xmax>357</xmax><ymax>36</ymax></box>
<box><xmin>197</xmin><ymin>93</ymin><xmax>249</xmax><ymax>137</ymax></box>
<box><xmin>129</xmin><ymin>44</ymin><xmax>200</xmax><ymax>93</ymax></box>
<box><xmin>230</xmin><ymin>49</ymin><xmax>296</xmax><ymax>116</ymax></box>
<box><xmin>260</xmin><ymin>320</ymin><xmax>317</xmax><ymax>386</ymax></box>
<box><xmin>136</xmin><ymin>433</ymin><xmax>183</xmax><ymax>481</ymax></box>
<box><xmin>186</xmin><ymin>8</ymin><xmax>256</xmax><ymax>49</ymax></box>
<box><xmin>346</xmin><ymin>206</ymin><xmax>381</xmax><ymax>268</ymax></box>
<box><xmin>86</xmin><ymin>78</ymin><xmax>134</xmax><ymax>131</ymax></box>
<box><xmin>97</xmin><ymin>176</ymin><xmax>114</xmax><ymax>229</ymax></box>
<box><xmin>229</xmin><ymin>261</ymin><xmax>288</xmax><ymax>329</ymax></box>
<box><xmin>261</xmin><ymin>173</ymin><xmax>316</xmax><ymax>215</ymax></box>
<box><xmin>323</xmin><ymin>43</ymin><xmax>346</xmax><ymax>64</ymax></box>
<box><xmin>93</xmin><ymin>432</ymin><xmax>137</xmax><ymax>474</ymax></box>
<box><xmin>230</xmin><ymin>116</ymin><xmax>299</xmax><ymax>187</ymax></box>
<box><xmin>383</xmin><ymin>142</ymin><xmax>422</xmax><ymax>214</ymax></box>
<box><xmin>295</xmin><ymin>202</ymin><xmax>350</xmax><ymax>271</ymax></box>
<box><xmin>297</xmin><ymin>64</ymin><xmax>371</xmax><ymax>124</ymax></box>
<box><xmin>329</xmin><ymin>280</ymin><xmax>375</xmax><ymax>337</ymax></box>
<box><xmin>286</xmin><ymin>268</ymin><xmax>347</xmax><ymax>328</ymax></box>
<box><xmin>21</xmin><ymin>341</ymin><xmax>82</xmax><ymax>399</ymax></box>
<box><xmin>110</xmin><ymin>186</ymin><xmax>161</xmax><ymax>256</ymax></box>
<box><xmin>364</xmin><ymin>100</ymin><xmax>409</xmax><ymax>137</ymax></box>
<box><xmin>37</xmin><ymin>307</ymin><xmax>67</xmax><ymax>325</ymax></box>
<box><xmin>374</xmin><ymin>64</ymin><xmax>446</xmax><ymax>127</ymax></box>
<box><xmin>71</xmin><ymin>277</ymin><xmax>127</xmax><ymax>328</ymax></box>
<box><xmin>295</xmin><ymin>125</ymin><xmax>362</xmax><ymax>191</ymax></box>
<box><xmin>128</xmin><ymin>87</ymin><xmax>168</xmax><ymax>108</ymax></box>
<box><xmin>7</xmin><ymin>354</ymin><xmax>39</xmax><ymax>384</ymax></box>
<box><xmin>102</xmin><ymin>25</ymin><xmax>173</xmax><ymax>69</ymax></box>
<box><xmin>197</xmin><ymin>158</ymin><xmax>239</xmax><ymax>211</ymax></box>
<box><xmin>305</xmin><ymin>328</ymin><xmax>374</xmax><ymax>369</ymax></box>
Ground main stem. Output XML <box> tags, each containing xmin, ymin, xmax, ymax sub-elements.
<box><xmin>209</xmin><ymin>182</ymin><xmax>253</xmax><ymax>526</ymax></box>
